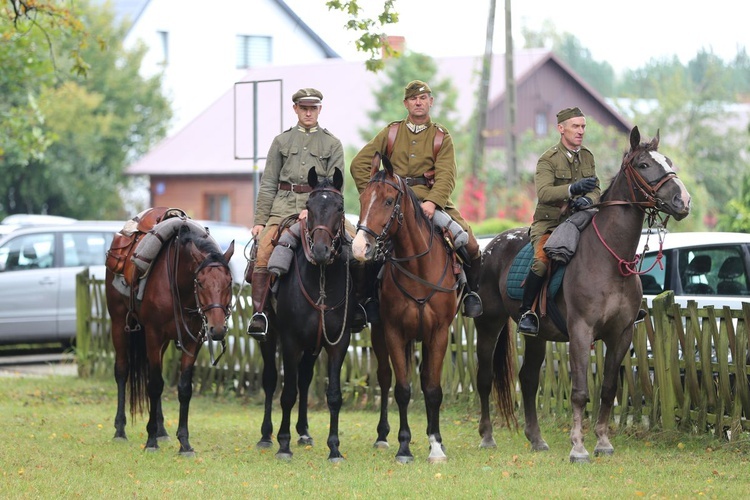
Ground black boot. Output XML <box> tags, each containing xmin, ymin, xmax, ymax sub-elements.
<box><xmin>517</xmin><ymin>270</ymin><xmax>545</xmax><ymax>336</ymax></box>
<box><xmin>462</xmin><ymin>255</ymin><xmax>483</xmax><ymax>318</ymax></box>
<box><xmin>349</xmin><ymin>262</ymin><xmax>368</xmax><ymax>333</ymax></box>
<box><xmin>247</xmin><ymin>270</ymin><xmax>272</xmax><ymax>342</ymax></box>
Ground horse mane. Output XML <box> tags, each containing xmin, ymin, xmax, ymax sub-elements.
<box><xmin>371</xmin><ymin>169</ymin><xmax>429</xmax><ymax>229</ymax></box>
<box><xmin>179</xmin><ymin>224</ymin><xmax>229</xmax><ymax>267</ymax></box>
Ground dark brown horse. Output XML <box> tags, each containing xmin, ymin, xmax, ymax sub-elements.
<box><xmin>258</xmin><ymin>167</ymin><xmax>354</xmax><ymax>462</ymax></box>
<box><xmin>352</xmin><ymin>153</ymin><xmax>460</xmax><ymax>463</ymax></box>
<box><xmin>475</xmin><ymin>127</ymin><xmax>691</xmax><ymax>462</ymax></box>
<box><xmin>106</xmin><ymin>217</ymin><xmax>234</xmax><ymax>455</ymax></box>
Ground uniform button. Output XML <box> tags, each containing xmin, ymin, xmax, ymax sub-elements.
<box><xmin>302</xmin><ymin>161</ymin><xmax>306</xmax><ymax>165</ymax></box>
<box><xmin>410</xmin><ymin>154</ymin><xmax>415</xmax><ymax>158</ymax></box>
<box><xmin>412</xmin><ymin>140</ymin><xmax>417</xmax><ymax>144</ymax></box>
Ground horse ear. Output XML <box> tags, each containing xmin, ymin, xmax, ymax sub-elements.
<box><xmin>224</xmin><ymin>240</ymin><xmax>235</xmax><ymax>262</ymax></box>
<box><xmin>381</xmin><ymin>154</ymin><xmax>394</xmax><ymax>177</ymax></box>
<box><xmin>629</xmin><ymin>126</ymin><xmax>640</xmax><ymax>150</ymax></box>
<box><xmin>370</xmin><ymin>152</ymin><xmax>381</xmax><ymax>178</ymax></box>
<box><xmin>653</xmin><ymin>129</ymin><xmax>660</xmax><ymax>148</ymax></box>
<box><xmin>333</xmin><ymin>168</ymin><xmax>344</xmax><ymax>191</ymax></box>
<box><xmin>307</xmin><ymin>167</ymin><xmax>318</xmax><ymax>188</ymax></box>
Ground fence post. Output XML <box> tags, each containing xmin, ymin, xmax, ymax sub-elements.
<box><xmin>651</xmin><ymin>291</ymin><xmax>676</xmax><ymax>429</ymax></box>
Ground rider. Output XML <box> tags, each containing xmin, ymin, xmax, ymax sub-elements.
<box><xmin>247</xmin><ymin>88</ymin><xmax>365</xmax><ymax>341</ymax></box>
<box><xmin>350</xmin><ymin>79</ymin><xmax>483</xmax><ymax>320</ymax></box>
<box><xmin>517</xmin><ymin>106</ymin><xmax>600</xmax><ymax>336</ymax></box>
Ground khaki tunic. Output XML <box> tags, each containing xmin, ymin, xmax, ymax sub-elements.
<box><xmin>529</xmin><ymin>140</ymin><xmax>600</xmax><ymax>274</ymax></box>
<box><xmin>253</xmin><ymin>125</ymin><xmax>344</xmax><ymax>268</ymax></box>
<box><xmin>351</xmin><ymin>120</ymin><xmax>478</xmax><ymax>258</ymax></box>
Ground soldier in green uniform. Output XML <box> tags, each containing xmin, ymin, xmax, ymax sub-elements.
<box><xmin>247</xmin><ymin>88</ymin><xmax>354</xmax><ymax>340</ymax></box>
<box><xmin>350</xmin><ymin>80</ymin><xmax>483</xmax><ymax>319</ymax></box>
<box><xmin>517</xmin><ymin>107</ymin><xmax>600</xmax><ymax>335</ymax></box>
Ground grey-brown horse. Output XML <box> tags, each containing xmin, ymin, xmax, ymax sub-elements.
<box><xmin>475</xmin><ymin>127</ymin><xmax>691</xmax><ymax>462</ymax></box>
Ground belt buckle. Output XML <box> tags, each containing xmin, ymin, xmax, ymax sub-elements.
<box><xmin>404</xmin><ymin>177</ymin><xmax>414</xmax><ymax>186</ymax></box>
<box><xmin>289</xmin><ymin>182</ymin><xmax>299</xmax><ymax>193</ymax></box>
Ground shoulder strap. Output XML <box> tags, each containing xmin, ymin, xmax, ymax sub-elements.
<box><xmin>386</xmin><ymin>122</ymin><xmax>400</xmax><ymax>159</ymax></box>
<box><xmin>433</xmin><ymin>127</ymin><xmax>445</xmax><ymax>161</ymax></box>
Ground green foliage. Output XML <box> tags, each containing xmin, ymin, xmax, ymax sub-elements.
<box><xmin>0</xmin><ymin>0</ymin><xmax>171</xmax><ymax>219</ymax></box>
<box><xmin>717</xmin><ymin>172</ymin><xmax>750</xmax><ymax>232</ymax></box>
<box><xmin>470</xmin><ymin>217</ymin><xmax>520</xmax><ymax>236</ymax></box>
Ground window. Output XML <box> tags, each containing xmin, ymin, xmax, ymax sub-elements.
<box><xmin>236</xmin><ymin>35</ymin><xmax>271</xmax><ymax>69</ymax></box>
<box><xmin>0</xmin><ymin>233</ymin><xmax>55</xmax><ymax>271</ymax></box>
<box><xmin>62</xmin><ymin>232</ymin><xmax>113</xmax><ymax>267</ymax></box>
<box><xmin>206</xmin><ymin>194</ymin><xmax>231</xmax><ymax>222</ymax></box>
<box><xmin>535</xmin><ymin>112</ymin><xmax>548</xmax><ymax>136</ymax></box>
<box><xmin>157</xmin><ymin>30</ymin><xmax>169</xmax><ymax>65</ymax></box>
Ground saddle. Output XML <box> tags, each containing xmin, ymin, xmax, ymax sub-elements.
<box><xmin>106</xmin><ymin>207</ymin><xmax>188</xmax><ymax>288</ymax></box>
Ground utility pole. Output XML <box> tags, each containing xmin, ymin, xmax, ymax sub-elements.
<box><xmin>470</xmin><ymin>0</ymin><xmax>496</xmax><ymax>177</ymax></box>
<box><xmin>504</xmin><ymin>0</ymin><xmax>518</xmax><ymax>188</ymax></box>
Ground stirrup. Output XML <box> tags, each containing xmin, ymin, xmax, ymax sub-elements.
<box><xmin>634</xmin><ymin>308</ymin><xmax>647</xmax><ymax>324</ymax></box>
<box><xmin>247</xmin><ymin>312</ymin><xmax>269</xmax><ymax>342</ymax></box>
<box><xmin>462</xmin><ymin>291</ymin><xmax>483</xmax><ymax>318</ymax></box>
<box><xmin>517</xmin><ymin>310</ymin><xmax>539</xmax><ymax>336</ymax></box>
<box><xmin>364</xmin><ymin>298</ymin><xmax>380</xmax><ymax>325</ymax></box>
<box><xmin>350</xmin><ymin>303</ymin><xmax>367</xmax><ymax>333</ymax></box>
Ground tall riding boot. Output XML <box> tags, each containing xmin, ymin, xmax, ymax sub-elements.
<box><xmin>349</xmin><ymin>262</ymin><xmax>368</xmax><ymax>333</ymax></box>
<box><xmin>517</xmin><ymin>270</ymin><xmax>546</xmax><ymax>336</ymax></box>
<box><xmin>247</xmin><ymin>270</ymin><xmax>272</xmax><ymax>342</ymax></box>
<box><xmin>363</xmin><ymin>261</ymin><xmax>382</xmax><ymax>326</ymax></box>
<box><xmin>462</xmin><ymin>255</ymin><xmax>483</xmax><ymax>318</ymax></box>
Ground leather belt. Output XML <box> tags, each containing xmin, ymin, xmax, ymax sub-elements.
<box><xmin>404</xmin><ymin>176</ymin><xmax>429</xmax><ymax>187</ymax></box>
<box><xmin>278</xmin><ymin>181</ymin><xmax>312</xmax><ymax>194</ymax></box>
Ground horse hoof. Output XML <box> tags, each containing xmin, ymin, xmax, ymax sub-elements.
<box><xmin>395</xmin><ymin>455</ymin><xmax>413</xmax><ymax>464</ymax></box>
<box><xmin>531</xmin><ymin>441</ymin><xmax>550</xmax><ymax>452</ymax></box>
<box><xmin>275</xmin><ymin>452</ymin><xmax>293</xmax><ymax>461</ymax></box>
<box><xmin>144</xmin><ymin>446</ymin><xmax>159</xmax><ymax>453</ymax></box>
<box><xmin>329</xmin><ymin>456</ymin><xmax>345</xmax><ymax>464</ymax></box>
<box><xmin>297</xmin><ymin>436</ymin><xmax>314</xmax><ymax>446</ymax></box>
<box><xmin>256</xmin><ymin>439</ymin><xmax>274</xmax><ymax>449</ymax></box>
<box><xmin>594</xmin><ymin>446</ymin><xmax>614</xmax><ymax>457</ymax></box>
<box><xmin>479</xmin><ymin>437</ymin><xmax>497</xmax><ymax>449</ymax></box>
<box><xmin>569</xmin><ymin>453</ymin><xmax>590</xmax><ymax>464</ymax></box>
<box><xmin>113</xmin><ymin>436</ymin><xmax>128</xmax><ymax>443</ymax></box>
<box><xmin>373</xmin><ymin>440</ymin><xmax>389</xmax><ymax>449</ymax></box>
<box><xmin>427</xmin><ymin>455</ymin><xmax>447</xmax><ymax>464</ymax></box>
<box><xmin>179</xmin><ymin>450</ymin><xmax>196</xmax><ymax>458</ymax></box>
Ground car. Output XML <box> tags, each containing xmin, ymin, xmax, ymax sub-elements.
<box><xmin>637</xmin><ymin>231</ymin><xmax>750</xmax><ymax>309</ymax></box>
<box><xmin>0</xmin><ymin>221</ymin><xmax>122</xmax><ymax>346</ymax></box>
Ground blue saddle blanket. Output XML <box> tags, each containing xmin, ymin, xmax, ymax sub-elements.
<box><xmin>507</xmin><ymin>243</ymin><xmax>566</xmax><ymax>300</ymax></box>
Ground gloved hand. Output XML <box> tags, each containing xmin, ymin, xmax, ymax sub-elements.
<box><xmin>569</xmin><ymin>177</ymin><xmax>597</xmax><ymax>196</ymax></box>
<box><xmin>571</xmin><ymin>196</ymin><xmax>592</xmax><ymax>211</ymax></box>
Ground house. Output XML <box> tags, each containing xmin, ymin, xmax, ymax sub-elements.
<box><xmin>126</xmin><ymin>49</ymin><xmax>632</xmax><ymax>227</ymax></box>
<box><xmin>109</xmin><ymin>0</ymin><xmax>339</xmax><ymax>132</ymax></box>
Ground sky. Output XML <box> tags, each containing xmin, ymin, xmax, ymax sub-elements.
<box><xmin>284</xmin><ymin>0</ymin><xmax>748</xmax><ymax>74</ymax></box>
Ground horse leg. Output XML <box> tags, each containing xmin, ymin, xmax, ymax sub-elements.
<box><xmin>112</xmin><ymin>322</ymin><xmax>128</xmax><ymax>441</ymax></box>
<box><xmin>144</xmin><ymin>359</ymin><xmax>165</xmax><ymax>452</ymax></box>
<box><xmin>594</xmin><ymin>332</ymin><xmax>633</xmax><ymax>457</ymax></box>
<box><xmin>568</xmin><ymin>335</ymin><xmax>593</xmax><ymax>463</ymax></box>
<box><xmin>475</xmin><ymin>317</ymin><xmax>503</xmax><ymax>449</ymax></box>
<box><xmin>295</xmin><ymin>351</ymin><xmax>315</xmax><ymax>446</ymax></box>
<box><xmin>325</xmin><ymin>346</ymin><xmax>348</xmax><ymax>462</ymax></box>
<box><xmin>257</xmin><ymin>337</ymin><xmax>278</xmax><ymax>448</ymax></box>
<box><xmin>421</xmin><ymin>340</ymin><xmax>447</xmax><ymax>464</ymax></box>
<box><xmin>175</xmin><ymin>360</ymin><xmax>196</xmax><ymax>456</ymax></box>
<box><xmin>390</xmin><ymin>339</ymin><xmax>413</xmax><ymax>463</ymax></box>
<box><xmin>518</xmin><ymin>337</ymin><xmax>550</xmax><ymax>451</ymax></box>
<box><xmin>276</xmin><ymin>350</ymin><xmax>300</xmax><ymax>460</ymax></box>
<box><xmin>370</xmin><ymin>323</ymin><xmax>391</xmax><ymax>448</ymax></box>
<box><xmin>155</xmin><ymin>397</ymin><xmax>169</xmax><ymax>441</ymax></box>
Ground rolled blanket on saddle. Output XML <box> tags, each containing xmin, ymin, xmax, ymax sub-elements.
<box><xmin>543</xmin><ymin>209</ymin><xmax>597</xmax><ymax>264</ymax></box>
<box><xmin>268</xmin><ymin>223</ymin><xmax>301</xmax><ymax>276</ymax></box>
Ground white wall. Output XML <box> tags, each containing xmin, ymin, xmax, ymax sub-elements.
<box><xmin>124</xmin><ymin>0</ymin><xmax>335</xmax><ymax>133</ymax></box>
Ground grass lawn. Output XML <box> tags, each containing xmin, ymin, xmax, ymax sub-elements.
<box><xmin>1</xmin><ymin>371</ymin><xmax>749</xmax><ymax>498</ymax></box>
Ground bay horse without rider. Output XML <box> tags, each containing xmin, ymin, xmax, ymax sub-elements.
<box><xmin>258</xmin><ymin>167</ymin><xmax>355</xmax><ymax>462</ymax></box>
<box><xmin>352</xmin><ymin>153</ymin><xmax>460</xmax><ymax>463</ymax></box>
<box><xmin>475</xmin><ymin>126</ymin><xmax>691</xmax><ymax>462</ymax></box>
<box><xmin>106</xmin><ymin>213</ymin><xmax>234</xmax><ymax>455</ymax></box>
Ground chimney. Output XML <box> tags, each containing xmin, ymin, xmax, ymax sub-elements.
<box><xmin>382</xmin><ymin>36</ymin><xmax>405</xmax><ymax>59</ymax></box>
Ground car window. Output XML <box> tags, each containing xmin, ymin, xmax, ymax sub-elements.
<box><xmin>62</xmin><ymin>231</ymin><xmax>113</xmax><ymax>267</ymax></box>
<box><xmin>0</xmin><ymin>233</ymin><xmax>55</xmax><ymax>271</ymax></box>
<box><xmin>639</xmin><ymin>251</ymin><xmax>668</xmax><ymax>294</ymax></box>
<box><xmin>678</xmin><ymin>247</ymin><xmax>748</xmax><ymax>296</ymax></box>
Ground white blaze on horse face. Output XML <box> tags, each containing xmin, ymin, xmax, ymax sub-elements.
<box><xmin>649</xmin><ymin>151</ymin><xmax>674</xmax><ymax>173</ymax></box>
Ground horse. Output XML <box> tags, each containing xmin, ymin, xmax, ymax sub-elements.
<box><xmin>474</xmin><ymin>126</ymin><xmax>691</xmax><ymax>462</ymax></box>
<box><xmin>352</xmin><ymin>153</ymin><xmax>460</xmax><ymax>463</ymax></box>
<box><xmin>258</xmin><ymin>167</ymin><xmax>354</xmax><ymax>462</ymax></box>
<box><xmin>106</xmin><ymin>216</ymin><xmax>234</xmax><ymax>456</ymax></box>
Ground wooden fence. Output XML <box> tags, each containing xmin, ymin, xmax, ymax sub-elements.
<box><xmin>76</xmin><ymin>271</ymin><xmax>750</xmax><ymax>438</ymax></box>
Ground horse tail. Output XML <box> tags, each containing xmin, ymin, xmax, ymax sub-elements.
<box><xmin>127</xmin><ymin>328</ymin><xmax>149</xmax><ymax>420</ymax></box>
<box><xmin>492</xmin><ymin>320</ymin><xmax>518</xmax><ymax>429</ymax></box>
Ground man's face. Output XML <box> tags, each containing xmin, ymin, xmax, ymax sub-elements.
<box><xmin>558</xmin><ymin>116</ymin><xmax>586</xmax><ymax>149</ymax></box>
<box><xmin>294</xmin><ymin>103</ymin><xmax>321</xmax><ymax>128</ymax></box>
<box><xmin>403</xmin><ymin>93</ymin><xmax>433</xmax><ymax>121</ymax></box>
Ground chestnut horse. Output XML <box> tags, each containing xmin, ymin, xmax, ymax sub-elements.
<box><xmin>352</xmin><ymin>153</ymin><xmax>460</xmax><ymax>463</ymax></box>
<box><xmin>475</xmin><ymin>127</ymin><xmax>691</xmax><ymax>462</ymax></box>
<box><xmin>258</xmin><ymin>167</ymin><xmax>355</xmax><ymax>462</ymax></box>
<box><xmin>106</xmin><ymin>218</ymin><xmax>234</xmax><ymax>455</ymax></box>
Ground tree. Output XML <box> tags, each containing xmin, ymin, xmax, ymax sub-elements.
<box><xmin>326</xmin><ymin>0</ymin><xmax>399</xmax><ymax>71</ymax></box>
<box><xmin>0</xmin><ymin>0</ymin><xmax>171</xmax><ymax>218</ymax></box>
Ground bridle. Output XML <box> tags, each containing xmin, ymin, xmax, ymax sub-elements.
<box><xmin>301</xmin><ymin>186</ymin><xmax>345</xmax><ymax>265</ymax></box>
<box><xmin>356</xmin><ymin>175</ymin><xmax>405</xmax><ymax>251</ymax></box>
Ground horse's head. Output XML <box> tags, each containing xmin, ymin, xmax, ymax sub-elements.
<box><xmin>304</xmin><ymin>167</ymin><xmax>345</xmax><ymax>265</ymax></box>
<box><xmin>618</xmin><ymin>126</ymin><xmax>691</xmax><ymax>221</ymax></box>
<box><xmin>352</xmin><ymin>152</ymin><xmax>405</xmax><ymax>261</ymax></box>
<box><xmin>187</xmin><ymin>227</ymin><xmax>234</xmax><ymax>342</ymax></box>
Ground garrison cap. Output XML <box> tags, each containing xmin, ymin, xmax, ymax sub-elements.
<box><xmin>292</xmin><ymin>88</ymin><xmax>323</xmax><ymax>106</ymax></box>
<box><xmin>404</xmin><ymin>80</ymin><xmax>432</xmax><ymax>100</ymax></box>
<box><xmin>556</xmin><ymin>107</ymin><xmax>585</xmax><ymax>123</ymax></box>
